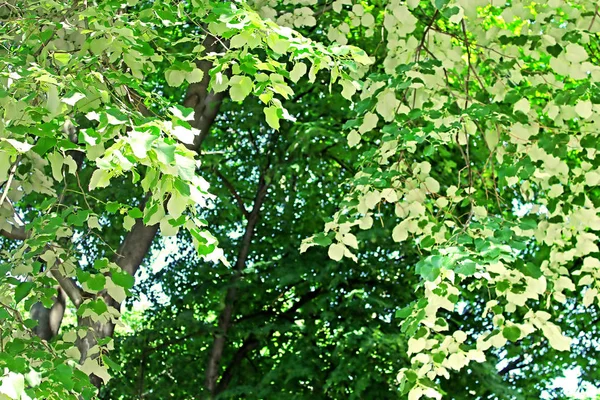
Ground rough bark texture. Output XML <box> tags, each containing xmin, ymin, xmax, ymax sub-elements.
<box><xmin>183</xmin><ymin>35</ymin><xmax>228</xmax><ymax>151</ymax></box>
<box><xmin>205</xmin><ymin>171</ymin><xmax>270</xmax><ymax>396</ymax></box>
<box><xmin>30</xmin><ymin>287</ymin><xmax>66</xmax><ymax>341</ymax></box>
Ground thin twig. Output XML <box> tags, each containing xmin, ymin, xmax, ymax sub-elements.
<box><xmin>213</xmin><ymin>169</ymin><xmax>250</xmax><ymax>218</ymax></box>
<box><xmin>0</xmin><ymin>156</ymin><xmax>20</xmax><ymax>206</ymax></box>
<box><xmin>589</xmin><ymin>5</ymin><xmax>599</xmax><ymax>31</ymax></box>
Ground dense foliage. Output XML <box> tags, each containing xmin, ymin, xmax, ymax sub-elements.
<box><xmin>2</xmin><ymin>0</ymin><xmax>600</xmax><ymax>399</ymax></box>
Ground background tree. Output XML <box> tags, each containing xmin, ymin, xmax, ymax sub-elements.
<box><xmin>2</xmin><ymin>0</ymin><xmax>600</xmax><ymax>400</ymax></box>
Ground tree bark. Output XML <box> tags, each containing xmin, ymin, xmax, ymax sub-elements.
<box><xmin>30</xmin><ymin>287</ymin><xmax>66</xmax><ymax>341</ymax></box>
<box><xmin>205</xmin><ymin>170</ymin><xmax>270</xmax><ymax>396</ymax></box>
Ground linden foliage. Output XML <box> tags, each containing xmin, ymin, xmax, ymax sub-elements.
<box><xmin>0</xmin><ymin>0</ymin><xmax>369</xmax><ymax>398</ymax></box>
<box><xmin>0</xmin><ymin>0</ymin><xmax>599</xmax><ymax>398</ymax></box>
<box><xmin>301</xmin><ymin>0</ymin><xmax>600</xmax><ymax>398</ymax></box>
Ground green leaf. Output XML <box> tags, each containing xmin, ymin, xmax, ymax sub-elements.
<box><xmin>455</xmin><ymin>261</ymin><xmax>477</xmax><ymax>277</ymax></box>
<box><xmin>111</xmin><ymin>270</ymin><xmax>135</xmax><ymax>290</ymax></box>
<box><xmin>434</xmin><ymin>0</ymin><xmax>449</xmax><ymax>9</ymax></box>
<box><xmin>395</xmin><ymin>305</ymin><xmax>413</xmax><ymax>319</ymax></box>
<box><xmin>523</xmin><ymin>262</ymin><xmax>543</xmax><ymax>279</ymax></box>
<box><xmin>86</xmin><ymin>274</ymin><xmax>106</xmax><ymax>292</ymax></box>
<box><xmin>53</xmin><ymin>364</ymin><xmax>74</xmax><ymax>391</ymax></box>
<box><xmin>502</xmin><ymin>326</ymin><xmax>521</xmax><ymax>342</ymax></box>
<box><xmin>0</xmin><ymin>308</ymin><xmax>11</xmax><ymax>320</ymax></box>
<box><xmin>15</xmin><ymin>282</ymin><xmax>34</xmax><ymax>304</ymax></box>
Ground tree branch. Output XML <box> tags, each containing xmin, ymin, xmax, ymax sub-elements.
<box><xmin>49</xmin><ymin>266</ymin><xmax>83</xmax><ymax>308</ymax></box>
<box><xmin>184</xmin><ymin>35</ymin><xmax>229</xmax><ymax>151</ymax></box>
<box><xmin>215</xmin><ymin>288</ymin><xmax>323</xmax><ymax>394</ymax></box>
<box><xmin>114</xmin><ymin>34</ymin><xmax>228</xmax><ymax>279</ymax></box>
<box><xmin>0</xmin><ymin>220</ymin><xmax>83</xmax><ymax>307</ymax></box>
<box><xmin>0</xmin><ymin>225</ymin><xmax>27</xmax><ymax>240</ymax></box>
<box><xmin>213</xmin><ymin>168</ymin><xmax>250</xmax><ymax>218</ymax></box>
<box><xmin>215</xmin><ymin>335</ymin><xmax>259</xmax><ymax>394</ymax></box>
<box><xmin>205</xmin><ymin>167</ymin><xmax>271</xmax><ymax>395</ymax></box>
<box><xmin>499</xmin><ymin>355</ymin><xmax>524</xmax><ymax>376</ymax></box>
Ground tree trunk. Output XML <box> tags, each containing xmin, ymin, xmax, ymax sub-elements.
<box><xmin>25</xmin><ymin>33</ymin><xmax>228</xmax><ymax>390</ymax></box>
<box><xmin>30</xmin><ymin>287</ymin><xmax>66</xmax><ymax>341</ymax></box>
<box><xmin>205</xmin><ymin>171</ymin><xmax>270</xmax><ymax>396</ymax></box>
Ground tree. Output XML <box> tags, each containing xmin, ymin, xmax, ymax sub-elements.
<box><xmin>2</xmin><ymin>0</ymin><xmax>600</xmax><ymax>399</ymax></box>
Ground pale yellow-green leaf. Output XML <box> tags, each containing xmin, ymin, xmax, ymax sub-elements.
<box><xmin>88</xmin><ymin>215</ymin><xmax>101</xmax><ymax>230</ymax></box>
<box><xmin>123</xmin><ymin>215</ymin><xmax>136</xmax><ymax>231</ymax></box>
<box><xmin>583</xmin><ymin>288</ymin><xmax>598</xmax><ymax>307</ymax></box>
<box><xmin>167</xmin><ymin>191</ymin><xmax>188</xmax><ymax>219</ymax></box>
<box><xmin>376</xmin><ymin>89</ymin><xmax>399</xmax><ymax>122</ymax></box>
<box><xmin>575</xmin><ymin>99</ymin><xmax>593</xmax><ymax>119</ymax></box>
<box><xmin>341</xmin><ymin>233</ymin><xmax>358</xmax><ymax>249</ymax></box>
<box><xmin>0</xmin><ymin>152</ymin><xmax>11</xmax><ymax>182</ymax></box>
<box><xmin>79</xmin><ymin>359</ymin><xmax>111</xmax><ymax>383</ymax></box>
<box><xmin>4</xmin><ymin>139</ymin><xmax>33</xmax><ymax>153</ymax></box>
<box><xmin>0</xmin><ymin>372</ymin><xmax>25</xmax><ymax>399</ymax></box>
<box><xmin>361</xmin><ymin>13</ymin><xmax>375</xmax><ymax>27</ymax></box>
<box><xmin>266</xmin><ymin>33</ymin><xmax>290</xmax><ymax>54</ymax></box>
<box><xmin>171</xmin><ymin>125</ymin><xmax>196</xmax><ymax>145</ymax></box>
<box><xmin>47</xmin><ymin>151</ymin><xmax>64</xmax><ymax>182</ymax></box>
<box><xmin>146</xmin><ymin>202</ymin><xmax>165</xmax><ymax>226</ymax></box>
<box><xmin>160</xmin><ymin>218</ymin><xmax>179</xmax><ymax>236</ymax></box>
<box><xmin>347</xmin><ymin>130</ymin><xmax>361</xmax><ymax>147</ymax></box>
<box><xmin>358</xmin><ymin>112</ymin><xmax>378</xmax><ymax>134</ymax></box>
<box><xmin>449</xmin><ymin>6</ymin><xmax>464</xmax><ymax>23</ymax></box>
<box><xmin>52</xmin><ymin>52</ymin><xmax>71</xmax><ymax>65</ymax></box>
<box><xmin>407</xmin><ymin>0</ymin><xmax>419</xmax><ymax>9</ymax></box>
<box><xmin>290</xmin><ymin>62</ymin><xmax>307</xmax><ymax>83</ymax></box>
<box><xmin>328</xmin><ymin>243</ymin><xmax>345</xmax><ymax>261</ymax></box>
<box><xmin>230</xmin><ymin>33</ymin><xmax>248</xmax><ymax>48</ymax></box>
<box><xmin>229</xmin><ymin>75</ymin><xmax>253</xmax><ymax>102</ymax></box>
<box><xmin>105</xmin><ymin>278</ymin><xmax>127</xmax><ymax>304</ymax></box>
<box><xmin>63</xmin><ymin>330</ymin><xmax>77</xmax><ymax>343</ymax></box>
<box><xmin>62</xmin><ymin>92</ymin><xmax>86</xmax><ymax>106</ymax></box>
<box><xmin>513</xmin><ymin>98</ymin><xmax>530</xmax><ymax>114</ymax></box>
<box><xmin>350</xmin><ymin>47</ymin><xmax>374</xmax><ymax>65</ymax></box>
<box><xmin>186</xmin><ymin>68</ymin><xmax>204</xmax><ymax>84</ymax></box>
<box><xmin>541</xmin><ymin>323</ymin><xmax>571</xmax><ymax>351</ymax></box>
<box><xmin>169</xmin><ymin>106</ymin><xmax>195</xmax><ymax>121</ymax></box>
<box><xmin>565</xmin><ymin>43</ymin><xmax>588</xmax><ymax>63</ymax></box>
<box><xmin>392</xmin><ymin>221</ymin><xmax>409</xmax><ymax>242</ymax></box>
<box><xmin>359</xmin><ymin>215</ymin><xmax>373</xmax><ymax>230</ymax></box>
<box><xmin>165</xmin><ymin>70</ymin><xmax>186</xmax><ymax>87</ymax></box>
<box><xmin>259</xmin><ymin>91</ymin><xmax>273</xmax><ymax>105</ymax></box>
<box><xmin>46</xmin><ymin>84</ymin><xmax>61</xmax><ymax>115</ymax></box>
<box><xmin>484</xmin><ymin>128</ymin><xmax>499</xmax><ymax>150</ymax></box>
<box><xmin>89</xmin><ymin>169</ymin><xmax>111</xmax><ymax>190</ymax></box>
<box><xmin>423</xmin><ymin>177</ymin><xmax>440</xmax><ymax>193</ymax></box>
<box><xmin>90</xmin><ymin>38</ymin><xmax>110</xmax><ymax>55</ymax></box>
<box><xmin>211</xmin><ymin>72</ymin><xmax>229</xmax><ymax>93</ymax></box>
<box><xmin>340</xmin><ymin>80</ymin><xmax>357</xmax><ymax>100</ymax></box>
<box><xmin>264</xmin><ymin>106</ymin><xmax>280</xmax><ymax>130</ymax></box>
